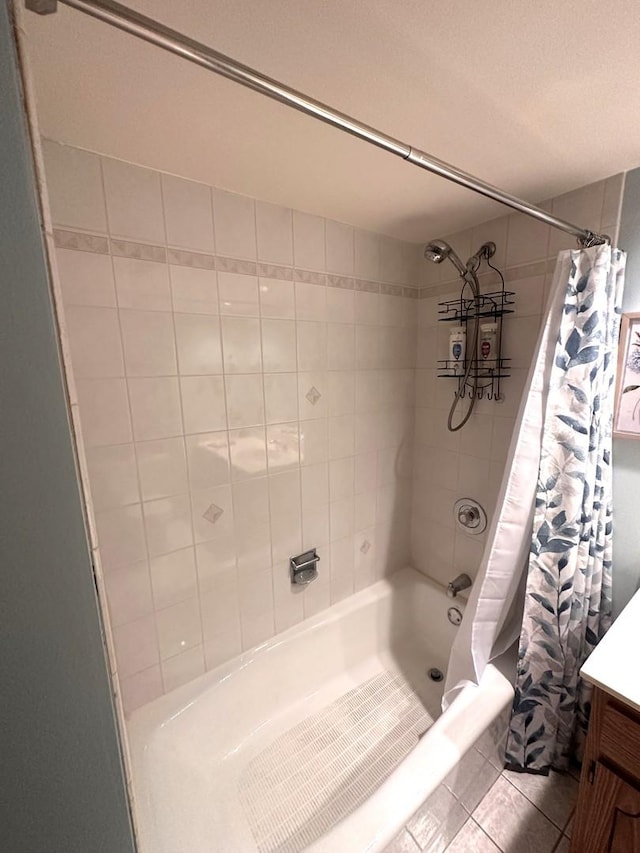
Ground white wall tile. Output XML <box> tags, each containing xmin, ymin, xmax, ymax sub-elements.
<box><xmin>155</xmin><ymin>597</ymin><xmax>202</xmax><ymax>660</ymax></box>
<box><xmin>229</xmin><ymin>426</ymin><xmax>267</xmax><ymax>480</ymax></box>
<box><xmin>169</xmin><ymin>266</ymin><xmax>218</xmax><ymax>315</ymax></box>
<box><xmin>327</xmin><ymin>324</ymin><xmax>355</xmax><ymax>371</ymax></box>
<box><xmin>221</xmin><ymin>317</ymin><xmax>262</xmax><ymax>373</ymax></box>
<box><xmin>85</xmin><ymin>444</ymin><xmax>139</xmax><ymax>510</ymax></box>
<box><xmin>326</xmin><ymin>220</ymin><xmax>354</xmax><ymax>275</ymax></box>
<box><xmin>212</xmin><ymin>189</ymin><xmax>256</xmax><ymax>259</ymax></box>
<box><xmin>297</xmin><ymin>372</ymin><xmax>328</xmax><ymax>421</ymax></box>
<box><xmin>217</xmin><ymin>272</ymin><xmax>259</xmax><ymax>317</ymax></box>
<box><xmin>65</xmin><ymin>306</ymin><xmax>124</xmax><ymax>378</ymax></box>
<box><xmin>175</xmin><ymin>313</ymin><xmax>222</xmax><ymax>375</ymax></box>
<box><xmin>256</xmin><ymin>201</ymin><xmax>293</xmax><ymax>265</ymax></box>
<box><xmin>185</xmin><ymin>431</ymin><xmax>230</xmax><ymax>490</ymax></box>
<box><xmin>161</xmin><ymin>645</ymin><xmax>205</xmax><ymax>693</ymax></box>
<box><xmin>120</xmin><ymin>665</ymin><xmax>163</xmax><ymax>715</ymax></box>
<box><xmin>43</xmin><ymin>141</ymin><xmax>107</xmax><ymax>233</ymax></box>
<box><xmin>200</xmin><ymin>569</ymin><xmax>239</xmax><ymax>639</ymax></box>
<box><xmin>161</xmin><ymin>174</ymin><xmax>214</xmax><ymax>252</ymax></box>
<box><xmin>113</xmin><ymin>257</ymin><xmax>171</xmax><ymax>312</ymax></box>
<box><xmin>103</xmin><ymin>157</ymin><xmax>165</xmax><ymax>244</ymax></box>
<box><xmin>261</xmin><ymin>319</ymin><xmax>296</xmax><ymax>372</ymax></box>
<box><xmin>266</xmin><ymin>422</ymin><xmax>300</xmax><ymax>472</ymax></box>
<box><xmin>136</xmin><ymin>437</ymin><xmax>188</xmax><ymax>501</ymax></box>
<box><xmin>299</xmin><ymin>418</ymin><xmax>329</xmax><ymax>465</ymax></box>
<box><xmin>330</xmin><ymin>456</ymin><xmax>355</xmax><ymax>501</ymax></box>
<box><xmin>56</xmin><ymin>249</ymin><xmax>116</xmax><ymax>307</ymax></box>
<box><xmin>264</xmin><ymin>373</ymin><xmax>299</xmax><ymax>424</ymax></box>
<box><xmin>103</xmin><ymin>560</ymin><xmax>152</xmax><ymax>627</ymax></box>
<box><xmin>196</xmin><ymin>537</ymin><xmax>237</xmax><ymax>593</ymax></box>
<box><xmin>259</xmin><ymin>278</ymin><xmax>295</xmax><ymax>319</ymax></box>
<box><xmin>113</xmin><ymin>615</ymin><xmax>159</xmax><ymax>678</ymax></box>
<box><xmin>76</xmin><ymin>378</ymin><xmax>132</xmax><ymax>446</ymax></box>
<box><xmin>233</xmin><ymin>477</ymin><xmax>269</xmax><ymax>532</ymax></box>
<box><xmin>225</xmin><ymin>374</ymin><xmax>265</xmax><ymax>428</ymax></box>
<box><xmin>143</xmin><ymin>494</ymin><xmax>193</xmax><ymax>557</ymax></box>
<box><xmin>150</xmin><ymin>546</ymin><xmax>197</xmax><ymax>609</ymax></box>
<box><xmin>354</xmin><ymin>230</ymin><xmax>380</xmax><ymax>281</ymax></box>
<box><xmin>355</xmin><ymin>290</ymin><xmax>379</xmax><ymax>325</ymax></box>
<box><xmin>120</xmin><ymin>309</ymin><xmax>177</xmax><ymax>377</ymax></box>
<box><xmin>326</xmin><ymin>287</ymin><xmax>355</xmax><ymax>324</ymax></box>
<box><xmin>297</xmin><ymin>320</ymin><xmax>327</xmax><ymax>371</ymax></box>
<box><xmin>295</xmin><ymin>281</ymin><xmax>326</xmax><ymax>321</ymax></box>
<box><xmin>204</xmin><ymin>627</ymin><xmax>242</xmax><ymax>671</ymax></box>
<box><xmin>301</xmin><ymin>462</ymin><xmax>329</xmax><ymax>508</ymax></box>
<box><xmin>191</xmin><ymin>484</ymin><xmax>235</xmax><ymax>542</ymax></box>
<box><xmin>128</xmin><ymin>377</ymin><xmax>182</xmax><ymax>440</ymax></box>
<box><xmin>180</xmin><ymin>375</ymin><xmax>226</xmax><ymax>434</ymax></box>
<box><xmin>95</xmin><ymin>503</ymin><xmax>146</xmax><ymax>569</ymax></box>
<box><xmin>293</xmin><ymin>210</ymin><xmax>325</xmax><ymax>270</ymax></box>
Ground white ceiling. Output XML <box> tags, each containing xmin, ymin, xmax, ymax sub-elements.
<box><xmin>21</xmin><ymin>0</ymin><xmax>640</xmax><ymax>242</ymax></box>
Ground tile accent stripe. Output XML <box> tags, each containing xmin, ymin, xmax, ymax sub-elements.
<box><xmin>53</xmin><ymin>227</ymin><xmax>421</xmax><ymax>295</ymax></box>
<box><xmin>53</xmin><ymin>229</ymin><xmax>109</xmax><ymax>254</ymax></box>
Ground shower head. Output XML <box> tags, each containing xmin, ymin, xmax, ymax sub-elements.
<box><xmin>424</xmin><ymin>239</ymin><xmax>467</xmax><ymax>277</ymax></box>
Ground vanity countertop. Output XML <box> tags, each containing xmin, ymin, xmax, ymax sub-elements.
<box><xmin>581</xmin><ymin>587</ymin><xmax>640</xmax><ymax>714</ymax></box>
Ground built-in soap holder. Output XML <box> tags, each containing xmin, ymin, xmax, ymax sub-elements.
<box><xmin>290</xmin><ymin>548</ymin><xmax>320</xmax><ymax>585</ymax></box>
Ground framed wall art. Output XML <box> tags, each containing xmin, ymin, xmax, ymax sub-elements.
<box><xmin>614</xmin><ymin>312</ymin><xmax>640</xmax><ymax>439</ymax></box>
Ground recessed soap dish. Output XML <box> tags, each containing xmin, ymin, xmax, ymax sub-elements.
<box><xmin>290</xmin><ymin>548</ymin><xmax>320</xmax><ymax>585</ymax></box>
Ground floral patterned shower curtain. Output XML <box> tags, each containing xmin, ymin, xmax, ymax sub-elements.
<box><xmin>506</xmin><ymin>244</ymin><xmax>626</xmax><ymax>774</ymax></box>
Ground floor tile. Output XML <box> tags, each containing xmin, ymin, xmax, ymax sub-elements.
<box><xmin>474</xmin><ymin>776</ymin><xmax>561</xmax><ymax>853</ymax></box>
<box><xmin>502</xmin><ymin>768</ymin><xmax>578</xmax><ymax>829</ymax></box>
<box><xmin>406</xmin><ymin>784</ymin><xmax>468</xmax><ymax>851</ymax></box>
<box><xmin>383</xmin><ymin>828</ymin><xmax>421</xmax><ymax>853</ymax></box>
<box><xmin>445</xmin><ymin>746</ymin><xmax>501</xmax><ymax>813</ymax></box>
<box><xmin>446</xmin><ymin>818</ymin><xmax>501</xmax><ymax>852</ymax></box>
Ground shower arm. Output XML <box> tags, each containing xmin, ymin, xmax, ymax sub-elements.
<box><xmin>26</xmin><ymin>0</ymin><xmax>607</xmax><ymax>248</ymax></box>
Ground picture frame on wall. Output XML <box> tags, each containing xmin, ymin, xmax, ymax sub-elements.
<box><xmin>614</xmin><ymin>312</ymin><xmax>640</xmax><ymax>439</ymax></box>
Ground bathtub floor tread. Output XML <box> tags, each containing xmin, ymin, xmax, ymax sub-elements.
<box><xmin>238</xmin><ymin>669</ymin><xmax>434</xmax><ymax>853</ymax></box>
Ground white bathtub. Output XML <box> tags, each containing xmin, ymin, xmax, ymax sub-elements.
<box><xmin>128</xmin><ymin>568</ymin><xmax>514</xmax><ymax>853</ymax></box>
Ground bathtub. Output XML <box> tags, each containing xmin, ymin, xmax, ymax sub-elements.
<box><xmin>128</xmin><ymin>568</ymin><xmax>514</xmax><ymax>853</ymax></box>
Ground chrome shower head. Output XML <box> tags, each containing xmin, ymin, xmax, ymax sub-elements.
<box><xmin>424</xmin><ymin>239</ymin><xmax>467</xmax><ymax>277</ymax></box>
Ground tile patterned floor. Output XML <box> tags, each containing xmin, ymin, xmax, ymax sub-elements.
<box><xmin>385</xmin><ymin>760</ymin><xmax>578</xmax><ymax>853</ymax></box>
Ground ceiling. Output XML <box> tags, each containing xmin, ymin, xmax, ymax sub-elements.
<box><xmin>20</xmin><ymin>0</ymin><xmax>640</xmax><ymax>242</ymax></box>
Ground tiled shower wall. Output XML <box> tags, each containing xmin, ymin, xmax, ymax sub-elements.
<box><xmin>411</xmin><ymin>173</ymin><xmax>625</xmax><ymax>587</ymax></box>
<box><xmin>43</xmin><ymin>140</ymin><xmax>419</xmax><ymax>714</ymax></box>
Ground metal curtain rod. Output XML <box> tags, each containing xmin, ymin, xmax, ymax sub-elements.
<box><xmin>27</xmin><ymin>0</ymin><xmax>608</xmax><ymax>247</ymax></box>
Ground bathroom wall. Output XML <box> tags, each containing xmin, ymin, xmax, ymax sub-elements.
<box><xmin>412</xmin><ymin>174</ymin><xmax>625</xmax><ymax>588</ymax></box>
<box><xmin>613</xmin><ymin>165</ymin><xmax>640</xmax><ymax>616</ymax></box>
<box><xmin>43</xmin><ymin>140</ymin><xmax>419</xmax><ymax>713</ymax></box>
<box><xmin>0</xmin><ymin>9</ymin><xmax>134</xmax><ymax>850</ymax></box>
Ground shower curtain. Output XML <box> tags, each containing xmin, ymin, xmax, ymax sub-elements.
<box><xmin>444</xmin><ymin>243</ymin><xmax>626</xmax><ymax>774</ymax></box>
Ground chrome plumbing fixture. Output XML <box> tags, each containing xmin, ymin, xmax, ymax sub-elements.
<box><xmin>290</xmin><ymin>548</ymin><xmax>320</xmax><ymax>585</ymax></box>
<box><xmin>454</xmin><ymin>498</ymin><xmax>487</xmax><ymax>535</ymax></box>
<box><xmin>447</xmin><ymin>573</ymin><xmax>473</xmax><ymax>599</ymax></box>
<box><xmin>447</xmin><ymin>607</ymin><xmax>463</xmax><ymax>626</ymax></box>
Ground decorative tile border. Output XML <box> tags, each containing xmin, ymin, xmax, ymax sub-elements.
<box><xmin>53</xmin><ymin>229</ymin><xmax>109</xmax><ymax>254</ymax></box>
<box><xmin>51</xmin><ymin>227</ymin><xmax>422</xmax><ymax>294</ymax></box>
<box><xmin>110</xmin><ymin>239</ymin><xmax>166</xmax><ymax>263</ymax></box>
<box><xmin>295</xmin><ymin>269</ymin><xmax>326</xmax><ymax>286</ymax></box>
<box><xmin>354</xmin><ymin>279</ymin><xmax>379</xmax><ymax>293</ymax></box>
<box><xmin>216</xmin><ymin>256</ymin><xmax>257</xmax><ymax>276</ymax></box>
<box><xmin>258</xmin><ymin>262</ymin><xmax>294</xmax><ymax>281</ymax></box>
<box><xmin>167</xmin><ymin>248</ymin><xmax>215</xmax><ymax>270</ymax></box>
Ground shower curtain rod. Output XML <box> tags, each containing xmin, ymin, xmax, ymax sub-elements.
<box><xmin>26</xmin><ymin>0</ymin><xmax>608</xmax><ymax>247</ymax></box>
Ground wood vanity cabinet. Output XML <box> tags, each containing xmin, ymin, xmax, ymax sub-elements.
<box><xmin>571</xmin><ymin>687</ymin><xmax>640</xmax><ymax>852</ymax></box>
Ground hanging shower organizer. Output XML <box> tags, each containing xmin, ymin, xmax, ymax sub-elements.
<box><xmin>437</xmin><ymin>284</ymin><xmax>515</xmax><ymax>401</ymax></box>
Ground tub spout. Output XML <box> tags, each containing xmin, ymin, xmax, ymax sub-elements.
<box><xmin>447</xmin><ymin>573</ymin><xmax>472</xmax><ymax>598</ymax></box>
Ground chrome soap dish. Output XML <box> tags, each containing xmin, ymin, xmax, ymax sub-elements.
<box><xmin>290</xmin><ymin>548</ymin><xmax>320</xmax><ymax>585</ymax></box>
